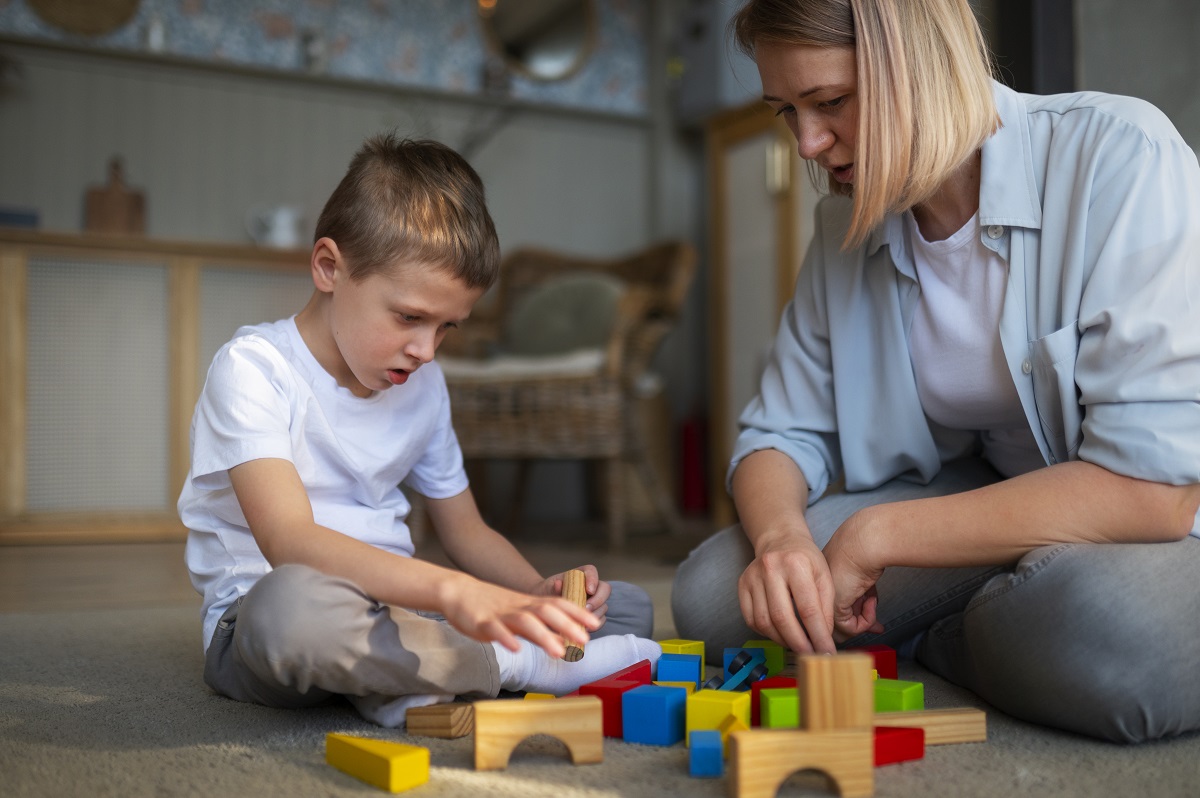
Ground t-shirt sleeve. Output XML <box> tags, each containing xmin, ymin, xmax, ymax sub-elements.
<box><xmin>189</xmin><ymin>336</ymin><xmax>298</xmax><ymax>492</ymax></box>
<box><xmin>404</xmin><ymin>363</ymin><xmax>470</xmax><ymax>500</ymax></box>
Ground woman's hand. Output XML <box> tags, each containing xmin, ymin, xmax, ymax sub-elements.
<box><xmin>823</xmin><ymin>508</ymin><xmax>887</xmax><ymax>641</ymax></box>
<box><xmin>437</xmin><ymin>573</ymin><xmax>600</xmax><ymax>658</ymax></box>
<box><xmin>738</xmin><ymin>530</ymin><xmax>837</xmax><ymax>654</ymax></box>
<box><xmin>530</xmin><ymin>564</ymin><xmax>611</xmax><ymax>626</ymax></box>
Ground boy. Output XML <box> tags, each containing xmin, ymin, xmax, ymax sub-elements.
<box><xmin>179</xmin><ymin>134</ymin><xmax>659</xmax><ymax>727</ymax></box>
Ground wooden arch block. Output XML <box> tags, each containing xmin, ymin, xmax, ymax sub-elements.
<box><xmin>728</xmin><ymin>728</ymin><xmax>873</xmax><ymax>798</ymax></box>
<box><xmin>473</xmin><ymin>696</ymin><xmax>604</xmax><ymax>770</ymax></box>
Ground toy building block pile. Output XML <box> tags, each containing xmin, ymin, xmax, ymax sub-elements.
<box><xmin>321</xmin><ymin>580</ymin><xmax>986</xmax><ymax>794</ymax></box>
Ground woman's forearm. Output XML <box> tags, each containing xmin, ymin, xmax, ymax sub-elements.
<box><xmin>732</xmin><ymin>449</ymin><xmax>814</xmax><ymax>552</ymax></box>
<box><xmin>862</xmin><ymin>460</ymin><xmax>1200</xmax><ymax>571</ymax></box>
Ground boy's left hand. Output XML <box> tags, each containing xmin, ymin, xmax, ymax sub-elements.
<box><xmin>532</xmin><ymin>564</ymin><xmax>611</xmax><ymax>627</ymax></box>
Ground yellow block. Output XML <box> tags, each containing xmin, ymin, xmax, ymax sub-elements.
<box><xmin>523</xmin><ymin>692</ymin><xmax>556</xmax><ymax>700</ymax></box>
<box><xmin>325</xmin><ymin>733</ymin><xmax>429</xmax><ymax>793</ymax></box>
<box><xmin>686</xmin><ymin>689</ymin><xmax>750</xmax><ymax>746</ymax></box>
<box><xmin>717</xmin><ymin>714</ymin><xmax>749</xmax><ymax>755</ymax></box>
<box><xmin>654</xmin><ymin>680</ymin><xmax>697</xmax><ymax>694</ymax></box>
<box><xmin>659</xmin><ymin>638</ymin><xmax>705</xmax><ymax>663</ymax></box>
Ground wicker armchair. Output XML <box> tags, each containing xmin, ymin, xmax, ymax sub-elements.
<box><xmin>438</xmin><ymin>240</ymin><xmax>697</xmax><ymax>549</ymax></box>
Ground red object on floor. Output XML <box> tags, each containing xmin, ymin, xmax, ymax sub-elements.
<box><xmin>579</xmin><ymin>679</ymin><xmax>640</xmax><ymax>737</ymax></box>
<box><xmin>576</xmin><ymin>659</ymin><xmax>653</xmax><ymax>737</ymax></box>
<box><xmin>848</xmin><ymin>643</ymin><xmax>898</xmax><ymax>680</ymax></box>
<box><xmin>679</xmin><ymin>415</ymin><xmax>709</xmax><ymax>515</ymax></box>
<box><xmin>874</xmin><ymin>726</ymin><xmax>925</xmax><ymax>766</ymax></box>
<box><xmin>750</xmin><ymin>675</ymin><xmax>798</xmax><ymax>727</ymax></box>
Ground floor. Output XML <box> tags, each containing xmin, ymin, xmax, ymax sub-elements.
<box><xmin>0</xmin><ymin>518</ymin><xmax>717</xmax><ymax>638</ymax></box>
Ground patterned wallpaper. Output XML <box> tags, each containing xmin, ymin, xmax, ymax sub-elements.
<box><xmin>0</xmin><ymin>0</ymin><xmax>647</xmax><ymax>116</ymax></box>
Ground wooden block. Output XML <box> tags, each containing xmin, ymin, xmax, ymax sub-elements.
<box><xmin>473</xmin><ymin>695</ymin><xmax>604</xmax><ymax>770</ymax></box>
<box><xmin>405</xmin><ymin>702</ymin><xmax>473</xmax><ymax>738</ymax></box>
<box><xmin>561</xmin><ymin>569</ymin><xmax>587</xmax><ymax>662</ymax></box>
<box><xmin>325</xmin><ymin>733</ymin><xmax>429</xmax><ymax>792</ymax></box>
<box><xmin>871</xmin><ymin>707</ymin><xmax>987</xmax><ymax>744</ymax></box>
<box><xmin>798</xmin><ymin>653</ymin><xmax>874</xmax><ymax>731</ymax></box>
<box><xmin>728</xmin><ymin>728</ymin><xmax>873</xmax><ymax>798</ymax></box>
<box><xmin>874</xmin><ymin>725</ymin><xmax>925</xmax><ymax>766</ymax></box>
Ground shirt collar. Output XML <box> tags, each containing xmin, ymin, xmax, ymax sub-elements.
<box><xmin>867</xmin><ymin>79</ymin><xmax>1043</xmax><ymax>258</ymax></box>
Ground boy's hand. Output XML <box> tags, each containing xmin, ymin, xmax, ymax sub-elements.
<box><xmin>531</xmin><ymin>564</ymin><xmax>612</xmax><ymax>626</ymax></box>
<box><xmin>437</xmin><ymin>573</ymin><xmax>600</xmax><ymax>658</ymax></box>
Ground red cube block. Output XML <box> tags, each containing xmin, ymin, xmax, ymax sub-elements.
<box><xmin>849</xmin><ymin>644</ymin><xmax>898</xmax><ymax>680</ymax></box>
<box><xmin>874</xmin><ymin>725</ymin><xmax>925</xmax><ymax>766</ymax></box>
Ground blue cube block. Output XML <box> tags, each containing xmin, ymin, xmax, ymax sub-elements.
<box><xmin>723</xmin><ymin>647</ymin><xmax>766</xmax><ymax>679</ymax></box>
<box><xmin>622</xmin><ymin>684</ymin><xmax>687</xmax><ymax>746</ymax></box>
<box><xmin>657</xmin><ymin>653</ymin><xmax>703</xmax><ymax>687</ymax></box>
<box><xmin>689</xmin><ymin>729</ymin><xmax>724</xmax><ymax>777</ymax></box>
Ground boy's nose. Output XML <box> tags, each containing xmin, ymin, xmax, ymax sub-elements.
<box><xmin>406</xmin><ymin>331</ymin><xmax>436</xmax><ymax>364</ymax></box>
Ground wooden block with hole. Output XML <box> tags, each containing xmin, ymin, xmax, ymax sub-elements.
<box><xmin>797</xmin><ymin>652</ymin><xmax>874</xmax><ymax>731</ymax></box>
<box><xmin>728</xmin><ymin>728</ymin><xmax>874</xmax><ymax>798</ymax></box>
<box><xmin>871</xmin><ymin>707</ymin><xmax>987</xmax><ymax>744</ymax></box>
<box><xmin>405</xmin><ymin>702</ymin><xmax>473</xmax><ymax>738</ymax></box>
<box><xmin>473</xmin><ymin>695</ymin><xmax>603</xmax><ymax>770</ymax></box>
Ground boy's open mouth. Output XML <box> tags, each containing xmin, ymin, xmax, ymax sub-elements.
<box><xmin>387</xmin><ymin>369</ymin><xmax>410</xmax><ymax>385</ymax></box>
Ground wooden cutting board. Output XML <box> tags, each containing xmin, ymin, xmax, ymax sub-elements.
<box><xmin>85</xmin><ymin>157</ymin><xmax>145</xmax><ymax>235</ymax></box>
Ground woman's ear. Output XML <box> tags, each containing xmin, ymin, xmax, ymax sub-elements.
<box><xmin>310</xmin><ymin>237</ymin><xmax>343</xmax><ymax>293</ymax></box>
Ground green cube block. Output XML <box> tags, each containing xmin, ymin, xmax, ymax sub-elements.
<box><xmin>874</xmin><ymin>678</ymin><xmax>924</xmax><ymax>713</ymax></box>
<box><xmin>759</xmin><ymin>687</ymin><xmax>800</xmax><ymax>728</ymax></box>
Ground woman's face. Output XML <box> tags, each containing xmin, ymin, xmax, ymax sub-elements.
<box><xmin>757</xmin><ymin>42</ymin><xmax>859</xmax><ymax>185</ymax></box>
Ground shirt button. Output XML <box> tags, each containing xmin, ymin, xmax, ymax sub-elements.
<box><xmin>987</xmin><ymin>224</ymin><xmax>1004</xmax><ymax>239</ymax></box>
<box><xmin>1021</xmin><ymin>359</ymin><xmax>1032</xmax><ymax>375</ymax></box>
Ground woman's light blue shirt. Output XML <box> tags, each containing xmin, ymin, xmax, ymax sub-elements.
<box><xmin>731</xmin><ymin>81</ymin><xmax>1200</xmax><ymax>536</ymax></box>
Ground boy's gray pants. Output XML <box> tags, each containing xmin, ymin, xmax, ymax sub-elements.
<box><xmin>670</xmin><ymin>457</ymin><xmax>1200</xmax><ymax>743</ymax></box>
<box><xmin>203</xmin><ymin>566</ymin><xmax>654</xmax><ymax>711</ymax></box>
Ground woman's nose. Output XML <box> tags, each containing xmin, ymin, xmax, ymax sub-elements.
<box><xmin>796</xmin><ymin>122</ymin><xmax>833</xmax><ymax>161</ymax></box>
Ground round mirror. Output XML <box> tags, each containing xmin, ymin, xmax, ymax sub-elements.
<box><xmin>478</xmin><ymin>0</ymin><xmax>596</xmax><ymax>82</ymax></box>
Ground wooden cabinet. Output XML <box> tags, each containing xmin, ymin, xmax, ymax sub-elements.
<box><xmin>0</xmin><ymin>230</ymin><xmax>311</xmax><ymax>544</ymax></box>
<box><xmin>706</xmin><ymin>102</ymin><xmax>822</xmax><ymax>526</ymax></box>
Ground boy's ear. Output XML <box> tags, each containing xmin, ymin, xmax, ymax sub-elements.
<box><xmin>310</xmin><ymin>237</ymin><xmax>343</xmax><ymax>292</ymax></box>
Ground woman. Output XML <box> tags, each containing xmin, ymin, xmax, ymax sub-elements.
<box><xmin>672</xmin><ymin>0</ymin><xmax>1200</xmax><ymax>743</ymax></box>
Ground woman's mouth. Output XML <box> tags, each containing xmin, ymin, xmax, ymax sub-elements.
<box><xmin>830</xmin><ymin>163</ymin><xmax>854</xmax><ymax>184</ymax></box>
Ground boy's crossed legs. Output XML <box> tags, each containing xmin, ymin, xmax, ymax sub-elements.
<box><xmin>204</xmin><ymin>564</ymin><xmax>659</xmax><ymax>726</ymax></box>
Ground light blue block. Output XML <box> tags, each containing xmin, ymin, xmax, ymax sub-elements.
<box><xmin>622</xmin><ymin>684</ymin><xmax>688</xmax><ymax>746</ymax></box>
<box><xmin>689</xmin><ymin>729</ymin><xmax>724</xmax><ymax>777</ymax></box>
<box><xmin>657</xmin><ymin>653</ymin><xmax>703</xmax><ymax>687</ymax></box>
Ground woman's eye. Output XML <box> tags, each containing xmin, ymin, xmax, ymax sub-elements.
<box><xmin>820</xmin><ymin>96</ymin><xmax>846</xmax><ymax>110</ymax></box>
<box><xmin>773</xmin><ymin>105</ymin><xmax>795</xmax><ymax>118</ymax></box>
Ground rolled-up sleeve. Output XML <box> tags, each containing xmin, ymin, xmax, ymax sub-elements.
<box><xmin>1072</xmin><ymin>129</ymin><xmax>1200</xmax><ymax>486</ymax></box>
<box><xmin>729</xmin><ymin>233</ymin><xmax>843</xmax><ymax>503</ymax></box>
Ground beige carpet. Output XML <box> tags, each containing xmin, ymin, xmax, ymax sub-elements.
<box><xmin>4</xmin><ymin>601</ymin><xmax>1200</xmax><ymax>796</ymax></box>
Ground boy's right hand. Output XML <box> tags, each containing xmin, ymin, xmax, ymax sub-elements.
<box><xmin>437</xmin><ymin>573</ymin><xmax>600</xmax><ymax>659</ymax></box>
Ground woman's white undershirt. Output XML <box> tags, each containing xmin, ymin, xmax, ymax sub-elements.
<box><xmin>906</xmin><ymin>211</ymin><xmax>1045</xmax><ymax>477</ymax></box>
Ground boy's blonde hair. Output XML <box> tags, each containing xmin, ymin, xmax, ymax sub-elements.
<box><xmin>733</xmin><ymin>0</ymin><xmax>999</xmax><ymax>249</ymax></box>
<box><xmin>314</xmin><ymin>133</ymin><xmax>500</xmax><ymax>289</ymax></box>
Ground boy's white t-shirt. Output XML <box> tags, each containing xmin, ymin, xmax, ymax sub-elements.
<box><xmin>179</xmin><ymin>316</ymin><xmax>469</xmax><ymax>651</ymax></box>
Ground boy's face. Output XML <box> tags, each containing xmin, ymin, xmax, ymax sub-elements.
<box><xmin>324</xmin><ymin>259</ymin><xmax>483</xmax><ymax>397</ymax></box>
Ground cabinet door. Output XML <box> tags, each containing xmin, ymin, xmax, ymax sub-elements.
<box><xmin>707</xmin><ymin>103</ymin><xmax>820</xmax><ymax>526</ymax></box>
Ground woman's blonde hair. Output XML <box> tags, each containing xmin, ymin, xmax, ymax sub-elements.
<box><xmin>733</xmin><ymin>0</ymin><xmax>999</xmax><ymax>249</ymax></box>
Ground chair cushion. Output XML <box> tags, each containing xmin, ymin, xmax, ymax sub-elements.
<box><xmin>437</xmin><ymin>349</ymin><xmax>605</xmax><ymax>381</ymax></box>
<box><xmin>502</xmin><ymin>272</ymin><xmax>626</xmax><ymax>356</ymax></box>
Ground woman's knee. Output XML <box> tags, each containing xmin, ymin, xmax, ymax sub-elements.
<box><xmin>670</xmin><ymin>525</ymin><xmax>757</xmax><ymax>662</ymax></box>
<box><xmin>961</xmin><ymin>542</ymin><xmax>1200</xmax><ymax>742</ymax></box>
